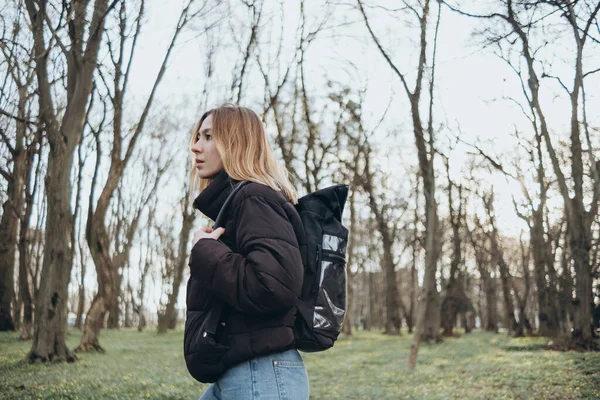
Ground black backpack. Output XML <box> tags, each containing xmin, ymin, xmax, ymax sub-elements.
<box><xmin>292</xmin><ymin>184</ymin><xmax>349</xmax><ymax>352</ymax></box>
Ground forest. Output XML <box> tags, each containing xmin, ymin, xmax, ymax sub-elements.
<box><xmin>0</xmin><ymin>0</ymin><xmax>599</xmax><ymax>397</ymax></box>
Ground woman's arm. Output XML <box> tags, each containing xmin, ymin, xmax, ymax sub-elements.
<box><xmin>189</xmin><ymin>194</ymin><xmax>303</xmax><ymax>316</ymax></box>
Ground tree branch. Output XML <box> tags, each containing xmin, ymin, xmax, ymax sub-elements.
<box><xmin>357</xmin><ymin>0</ymin><xmax>413</xmax><ymax>97</ymax></box>
<box><xmin>40</xmin><ymin>10</ymin><xmax>69</xmax><ymax>56</ymax></box>
<box><xmin>583</xmin><ymin>66</ymin><xmax>600</xmax><ymax>79</ymax></box>
<box><xmin>122</xmin><ymin>0</ymin><xmax>145</xmax><ymax>98</ymax></box>
<box><xmin>0</xmin><ymin>163</ymin><xmax>11</xmax><ymax>181</ymax></box>
<box><xmin>0</xmin><ymin>126</ymin><xmax>16</xmax><ymax>156</ymax></box>
<box><xmin>0</xmin><ymin>108</ymin><xmax>37</xmax><ymax>126</ymax></box>
<box><xmin>541</xmin><ymin>72</ymin><xmax>571</xmax><ymax>94</ymax></box>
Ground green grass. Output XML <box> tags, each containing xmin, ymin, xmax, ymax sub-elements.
<box><xmin>1</xmin><ymin>329</ymin><xmax>599</xmax><ymax>399</ymax></box>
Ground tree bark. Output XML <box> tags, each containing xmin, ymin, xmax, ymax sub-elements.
<box><xmin>106</xmin><ymin>272</ymin><xmax>122</xmax><ymax>329</ymax></box>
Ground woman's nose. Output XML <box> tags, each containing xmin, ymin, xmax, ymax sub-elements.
<box><xmin>192</xmin><ymin>141</ymin><xmax>203</xmax><ymax>153</ymax></box>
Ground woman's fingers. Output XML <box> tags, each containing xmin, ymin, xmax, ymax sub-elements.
<box><xmin>191</xmin><ymin>227</ymin><xmax>224</xmax><ymax>246</ymax></box>
<box><xmin>211</xmin><ymin>227</ymin><xmax>225</xmax><ymax>239</ymax></box>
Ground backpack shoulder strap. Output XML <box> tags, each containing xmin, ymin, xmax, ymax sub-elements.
<box><xmin>202</xmin><ymin>180</ymin><xmax>250</xmax><ymax>334</ymax></box>
<box><xmin>213</xmin><ymin>180</ymin><xmax>250</xmax><ymax>229</ymax></box>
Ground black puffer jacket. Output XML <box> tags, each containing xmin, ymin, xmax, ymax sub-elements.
<box><xmin>186</xmin><ymin>170</ymin><xmax>304</xmax><ymax>381</ymax></box>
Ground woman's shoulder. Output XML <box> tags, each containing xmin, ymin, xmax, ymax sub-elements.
<box><xmin>235</xmin><ymin>181</ymin><xmax>288</xmax><ymax>206</ymax></box>
<box><xmin>233</xmin><ymin>181</ymin><xmax>302</xmax><ymax>231</ymax></box>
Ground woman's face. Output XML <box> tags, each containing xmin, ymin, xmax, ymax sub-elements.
<box><xmin>191</xmin><ymin>113</ymin><xmax>224</xmax><ymax>179</ymax></box>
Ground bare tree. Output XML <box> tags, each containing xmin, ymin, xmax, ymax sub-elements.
<box><xmin>440</xmin><ymin>157</ymin><xmax>471</xmax><ymax>337</ymax></box>
<box><xmin>357</xmin><ymin>140</ymin><xmax>409</xmax><ymax>335</ymax></box>
<box><xmin>513</xmin><ymin>233</ymin><xmax>533</xmax><ymax>337</ymax></box>
<box><xmin>132</xmin><ymin>201</ymin><xmax>159</xmax><ymax>332</ymax></box>
<box><xmin>77</xmin><ymin>0</ymin><xmax>204</xmax><ymax>351</ymax></box>
<box><xmin>0</xmin><ymin>5</ymin><xmax>38</xmax><ymax>332</ymax></box>
<box><xmin>481</xmin><ymin>192</ymin><xmax>519</xmax><ymax>334</ymax></box>
<box><xmin>157</xmin><ymin>189</ymin><xmax>195</xmax><ymax>334</ymax></box>
<box><xmin>22</xmin><ymin>0</ymin><xmax>114</xmax><ymax>362</ymax></box>
<box><xmin>16</xmin><ymin>127</ymin><xmax>44</xmax><ymax>340</ymax></box>
<box><xmin>357</xmin><ymin>0</ymin><xmax>445</xmax><ymax>367</ymax></box>
<box><xmin>467</xmin><ymin>213</ymin><xmax>499</xmax><ymax>333</ymax></box>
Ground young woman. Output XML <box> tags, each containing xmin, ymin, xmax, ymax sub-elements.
<box><xmin>187</xmin><ymin>105</ymin><xmax>309</xmax><ymax>400</ymax></box>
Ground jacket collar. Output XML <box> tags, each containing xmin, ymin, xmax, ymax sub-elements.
<box><xmin>192</xmin><ymin>169</ymin><xmax>239</xmax><ymax>221</ymax></box>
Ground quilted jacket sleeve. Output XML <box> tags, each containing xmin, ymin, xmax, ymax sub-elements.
<box><xmin>189</xmin><ymin>194</ymin><xmax>303</xmax><ymax>316</ymax></box>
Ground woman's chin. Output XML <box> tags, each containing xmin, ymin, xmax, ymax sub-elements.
<box><xmin>197</xmin><ymin>170</ymin><xmax>220</xmax><ymax>180</ymax></box>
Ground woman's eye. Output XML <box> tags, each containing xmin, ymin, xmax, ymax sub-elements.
<box><xmin>205</xmin><ymin>134</ymin><xmax>211</xmax><ymax>141</ymax></box>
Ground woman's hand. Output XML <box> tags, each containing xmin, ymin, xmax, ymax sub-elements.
<box><xmin>192</xmin><ymin>226</ymin><xmax>225</xmax><ymax>247</ymax></box>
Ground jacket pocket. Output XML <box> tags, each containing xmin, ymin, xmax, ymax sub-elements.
<box><xmin>184</xmin><ymin>309</ymin><xmax>230</xmax><ymax>383</ymax></box>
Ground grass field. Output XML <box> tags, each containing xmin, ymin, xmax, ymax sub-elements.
<box><xmin>0</xmin><ymin>328</ymin><xmax>599</xmax><ymax>399</ymax></box>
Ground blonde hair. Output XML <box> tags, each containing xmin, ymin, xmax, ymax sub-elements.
<box><xmin>188</xmin><ymin>104</ymin><xmax>298</xmax><ymax>204</ymax></box>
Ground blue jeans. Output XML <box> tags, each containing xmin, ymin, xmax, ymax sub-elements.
<box><xmin>199</xmin><ymin>349</ymin><xmax>309</xmax><ymax>400</ymax></box>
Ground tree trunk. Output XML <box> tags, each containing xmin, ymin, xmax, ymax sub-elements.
<box><xmin>559</xmin><ymin>232</ymin><xmax>574</xmax><ymax>334</ymax></box>
<box><xmin>496</xmin><ymin>255</ymin><xmax>517</xmax><ymax>333</ymax></box>
<box><xmin>157</xmin><ymin>207</ymin><xmax>194</xmax><ymax>334</ymax></box>
<box><xmin>124</xmin><ymin>288</ymin><xmax>133</xmax><ymax>328</ymax></box>
<box><xmin>137</xmin><ymin>308</ymin><xmax>146</xmax><ymax>332</ymax></box>
<box><xmin>73</xmin><ymin>250</ymin><xmax>86</xmax><ymax>332</ymax></box>
<box><xmin>441</xmin><ymin>176</ymin><xmax>463</xmax><ymax>337</ymax></box>
<box><xmin>74</xmin><ymin>283</ymin><xmax>85</xmax><ymax>330</ymax></box>
<box><xmin>17</xmin><ymin>200</ymin><xmax>33</xmax><ymax>341</ymax></box>
<box><xmin>157</xmin><ymin>309</ymin><xmax>169</xmax><ymax>334</ymax></box>
<box><xmin>18</xmin><ymin>137</ymin><xmax>38</xmax><ymax>341</ymax></box>
<box><xmin>76</xmin><ymin>228</ymin><xmax>118</xmax><ymax>351</ymax></box>
<box><xmin>0</xmin><ymin>146</ymin><xmax>27</xmax><ymax>331</ymax></box>
<box><xmin>107</xmin><ymin>271</ymin><xmax>122</xmax><ymax>329</ymax></box>
<box><xmin>28</xmin><ymin>150</ymin><xmax>78</xmax><ymax>362</ymax></box>
<box><xmin>408</xmin><ymin>235</ymin><xmax>417</xmax><ymax>334</ymax></box>
<box><xmin>343</xmin><ymin>270</ymin><xmax>354</xmax><ymax>336</ymax></box>
<box><xmin>367</xmin><ymin>271</ymin><xmax>375</xmax><ymax>330</ymax></box>
<box><xmin>480</xmin><ymin>266</ymin><xmax>498</xmax><ymax>332</ymax></box>
<box><xmin>0</xmin><ymin>203</ymin><xmax>17</xmax><ymax>333</ymax></box>
<box><xmin>342</xmin><ymin>187</ymin><xmax>358</xmax><ymax>337</ymax></box>
<box><xmin>407</xmin><ymin>0</ymin><xmax>443</xmax><ymax>368</ymax></box>
<box><xmin>461</xmin><ymin>313</ymin><xmax>468</xmax><ymax>333</ymax></box>
<box><xmin>529</xmin><ymin>210</ymin><xmax>560</xmax><ymax>337</ymax></box>
<box><xmin>571</xmin><ymin>226</ymin><xmax>593</xmax><ymax>343</ymax></box>
<box><xmin>383</xmin><ymin>248</ymin><xmax>401</xmax><ymax>335</ymax></box>
<box><xmin>409</xmin><ymin>181</ymin><xmax>441</xmax><ymax>367</ymax></box>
